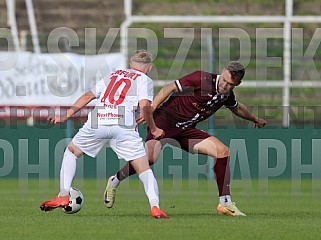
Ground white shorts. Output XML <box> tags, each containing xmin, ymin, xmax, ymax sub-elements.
<box><xmin>72</xmin><ymin>122</ymin><xmax>146</xmax><ymax>161</ymax></box>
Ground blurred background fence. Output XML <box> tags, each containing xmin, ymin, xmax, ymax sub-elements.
<box><xmin>1</xmin><ymin>0</ymin><xmax>321</xmax><ymax>179</ymax></box>
<box><xmin>1</xmin><ymin>0</ymin><xmax>321</xmax><ymax>126</ymax></box>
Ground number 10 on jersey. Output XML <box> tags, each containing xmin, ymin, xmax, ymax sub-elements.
<box><xmin>101</xmin><ymin>76</ymin><xmax>132</xmax><ymax>105</ymax></box>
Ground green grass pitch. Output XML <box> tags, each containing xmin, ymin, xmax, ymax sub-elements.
<box><xmin>0</xmin><ymin>178</ymin><xmax>320</xmax><ymax>240</ymax></box>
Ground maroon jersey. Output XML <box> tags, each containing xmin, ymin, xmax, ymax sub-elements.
<box><xmin>158</xmin><ymin>71</ymin><xmax>238</xmax><ymax>129</ymax></box>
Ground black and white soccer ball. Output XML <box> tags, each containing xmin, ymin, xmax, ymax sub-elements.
<box><xmin>62</xmin><ymin>187</ymin><xmax>84</xmax><ymax>214</ymax></box>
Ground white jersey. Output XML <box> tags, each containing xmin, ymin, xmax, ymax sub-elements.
<box><xmin>88</xmin><ymin>68</ymin><xmax>153</xmax><ymax>127</ymax></box>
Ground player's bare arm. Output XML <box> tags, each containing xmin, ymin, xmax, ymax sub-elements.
<box><xmin>48</xmin><ymin>91</ymin><xmax>96</xmax><ymax>124</ymax></box>
<box><xmin>152</xmin><ymin>82</ymin><xmax>178</xmax><ymax>111</ymax></box>
<box><xmin>136</xmin><ymin>82</ymin><xmax>177</xmax><ymax>124</ymax></box>
<box><xmin>139</xmin><ymin>99</ymin><xmax>165</xmax><ymax>139</ymax></box>
<box><xmin>229</xmin><ymin>102</ymin><xmax>267</xmax><ymax>128</ymax></box>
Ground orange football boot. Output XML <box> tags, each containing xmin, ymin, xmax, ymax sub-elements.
<box><xmin>151</xmin><ymin>206</ymin><xmax>169</xmax><ymax>219</ymax></box>
<box><xmin>40</xmin><ymin>196</ymin><xmax>70</xmax><ymax>212</ymax></box>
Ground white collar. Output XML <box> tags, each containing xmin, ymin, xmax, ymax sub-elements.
<box><xmin>215</xmin><ymin>75</ymin><xmax>228</xmax><ymax>97</ymax></box>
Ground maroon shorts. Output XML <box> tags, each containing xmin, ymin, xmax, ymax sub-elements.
<box><xmin>146</xmin><ymin>112</ymin><xmax>211</xmax><ymax>153</ymax></box>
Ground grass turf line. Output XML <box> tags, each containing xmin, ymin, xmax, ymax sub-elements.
<box><xmin>0</xmin><ymin>179</ymin><xmax>320</xmax><ymax>240</ymax></box>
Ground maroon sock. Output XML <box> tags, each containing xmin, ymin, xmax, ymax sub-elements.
<box><xmin>116</xmin><ymin>162</ymin><xmax>137</xmax><ymax>181</ymax></box>
<box><xmin>213</xmin><ymin>157</ymin><xmax>231</xmax><ymax>196</ymax></box>
<box><xmin>116</xmin><ymin>161</ymin><xmax>155</xmax><ymax>181</ymax></box>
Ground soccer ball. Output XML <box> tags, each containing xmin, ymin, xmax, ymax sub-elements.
<box><xmin>62</xmin><ymin>187</ymin><xmax>84</xmax><ymax>214</ymax></box>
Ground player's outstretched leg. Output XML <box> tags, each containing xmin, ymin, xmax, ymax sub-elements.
<box><xmin>40</xmin><ymin>147</ymin><xmax>78</xmax><ymax>212</ymax></box>
<box><xmin>217</xmin><ymin>202</ymin><xmax>246</xmax><ymax>216</ymax></box>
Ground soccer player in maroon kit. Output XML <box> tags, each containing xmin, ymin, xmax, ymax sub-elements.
<box><xmin>105</xmin><ymin>61</ymin><xmax>267</xmax><ymax>216</ymax></box>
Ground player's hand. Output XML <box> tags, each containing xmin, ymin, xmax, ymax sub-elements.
<box><xmin>254</xmin><ymin>118</ymin><xmax>267</xmax><ymax>128</ymax></box>
<box><xmin>151</xmin><ymin>127</ymin><xmax>165</xmax><ymax>140</ymax></box>
<box><xmin>136</xmin><ymin>115</ymin><xmax>146</xmax><ymax>125</ymax></box>
<box><xmin>47</xmin><ymin>115</ymin><xmax>67</xmax><ymax>124</ymax></box>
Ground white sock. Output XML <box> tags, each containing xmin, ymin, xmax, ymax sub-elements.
<box><xmin>59</xmin><ymin>148</ymin><xmax>77</xmax><ymax>196</ymax></box>
<box><xmin>219</xmin><ymin>195</ymin><xmax>232</xmax><ymax>205</ymax></box>
<box><xmin>138</xmin><ymin>169</ymin><xmax>159</xmax><ymax>209</ymax></box>
<box><xmin>109</xmin><ymin>175</ymin><xmax>120</xmax><ymax>188</ymax></box>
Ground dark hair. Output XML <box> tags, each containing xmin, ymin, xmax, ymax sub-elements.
<box><xmin>226</xmin><ymin>61</ymin><xmax>245</xmax><ymax>84</ymax></box>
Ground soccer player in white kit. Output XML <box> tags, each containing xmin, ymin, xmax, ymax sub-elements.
<box><xmin>40</xmin><ymin>50</ymin><xmax>168</xmax><ymax>218</ymax></box>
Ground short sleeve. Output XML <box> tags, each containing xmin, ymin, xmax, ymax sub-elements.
<box><xmin>137</xmin><ymin>75</ymin><xmax>154</xmax><ymax>103</ymax></box>
<box><xmin>175</xmin><ymin>71</ymin><xmax>202</xmax><ymax>92</ymax></box>
<box><xmin>91</xmin><ymin>79</ymin><xmax>106</xmax><ymax>99</ymax></box>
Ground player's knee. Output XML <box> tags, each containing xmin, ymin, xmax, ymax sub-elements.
<box><xmin>67</xmin><ymin>145</ymin><xmax>75</xmax><ymax>154</ymax></box>
<box><xmin>67</xmin><ymin>145</ymin><xmax>83</xmax><ymax>158</ymax></box>
<box><xmin>148</xmin><ymin>157</ymin><xmax>157</xmax><ymax>165</ymax></box>
<box><xmin>146</xmin><ymin>147</ymin><xmax>158</xmax><ymax>165</ymax></box>
<box><xmin>217</xmin><ymin>145</ymin><xmax>229</xmax><ymax>158</ymax></box>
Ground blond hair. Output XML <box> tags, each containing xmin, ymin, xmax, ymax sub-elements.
<box><xmin>130</xmin><ymin>50</ymin><xmax>153</xmax><ymax>64</ymax></box>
